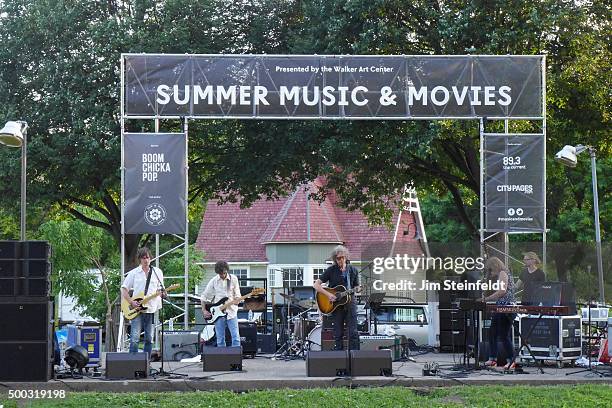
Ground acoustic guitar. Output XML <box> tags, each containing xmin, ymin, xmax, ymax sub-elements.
<box><xmin>121</xmin><ymin>283</ymin><xmax>180</xmax><ymax>320</ymax></box>
<box><xmin>316</xmin><ymin>285</ymin><xmax>359</xmax><ymax>315</ymax></box>
<box><xmin>203</xmin><ymin>288</ymin><xmax>265</xmax><ymax>323</ymax></box>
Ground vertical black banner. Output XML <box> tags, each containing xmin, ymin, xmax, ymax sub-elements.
<box><xmin>124</xmin><ymin>133</ymin><xmax>186</xmax><ymax>234</ymax></box>
<box><xmin>485</xmin><ymin>134</ymin><xmax>545</xmax><ymax>232</ymax></box>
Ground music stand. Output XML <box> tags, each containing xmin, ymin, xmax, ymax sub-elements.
<box><xmin>365</xmin><ymin>292</ymin><xmax>386</xmax><ymax>335</ymax></box>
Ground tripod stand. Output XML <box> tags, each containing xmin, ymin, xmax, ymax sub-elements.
<box><xmin>154</xmin><ymin>286</ymin><xmax>187</xmax><ymax>378</ymax></box>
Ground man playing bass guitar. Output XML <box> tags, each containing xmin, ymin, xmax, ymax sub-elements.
<box><xmin>313</xmin><ymin>245</ymin><xmax>361</xmax><ymax>351</ymax></box>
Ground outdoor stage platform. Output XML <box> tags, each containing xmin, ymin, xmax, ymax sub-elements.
<box><xmin>3</xmin><ymin>352</ymin><xmax>611</xmax><ymax>392</ymax></box>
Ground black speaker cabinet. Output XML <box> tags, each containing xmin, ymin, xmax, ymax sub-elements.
<box><xmin>105</xmin><ymin>352</ymin><xmax>149</xmax><ymax>379</ymax></box>
<box><xmin>439</xmin><ymin>330</ymin><xmax>465</xmax><ymax>352</ymax></box>
<box><xmin>202</xmin><ymin>346</ymin><xmax>242</xmax><ymax>371</ymax></box>
<box><xmin>256</xmin><ymin>333</ymin><xmax>276</xmax><ymax>353</ymax></box>
<box><xmin>306</xmin><ymin>350</ymin><xmax>349</xmax><ymax>377</ymax></box>
<box><xmin>0</xmin><ymin>259</ymin><xmax>19</xmax><ymax>277</ymax></box>
<box><xmin>22</xmin><ymin>241</ymin><xmax>51</xmax><ymax>259</ymax></box>
<box><xmin>350</xmin><ymin>350</ymin><xmax>392</xmax><ymax>376</ymax></box>
<box><xmin>0</xmin><ymin>341</ymin><xmax>52</xmax><ymax>381</ymax></box>
<box><xmin>0</xmin><ymin>301</ymin><xmax>52</xmax><ymax>341</ymax></box>
<box><xmin>0</xmin><ymin>278</ymin><xmax>20</xmax><ymax>296</ymax></box>
<box><xmin>0</xmin><ymin>241</ymin><xmax>20</xmax><ymax>259</ymax></box>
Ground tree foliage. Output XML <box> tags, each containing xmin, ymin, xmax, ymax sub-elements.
<box><xmin>0</xmin><ymin>0</ymin><xmax>608</xmax><ymax>259</ymax></box>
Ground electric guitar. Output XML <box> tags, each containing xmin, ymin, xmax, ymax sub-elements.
<box><xmin>203</xmin><ymin>288</ymin><xmax>265</xmax><ymax>323</ymax></box>
<box><xmin>316</xmin><ymin>285</ymin><xmax>359</xmax><ymax>315</ymax></box>
<box><xmin>121</xmin><ymin>283</ymin><xmax>180</xmax><ymax>320</ymax></box>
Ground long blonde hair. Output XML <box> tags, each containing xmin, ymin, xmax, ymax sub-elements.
<box><xmin>485</xmin><ymin>256</ymin><xmax>506</xmax><ymax>279</ymax></box>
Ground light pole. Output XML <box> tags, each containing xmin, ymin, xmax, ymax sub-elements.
<box><xmin>555</xmin><ymin>144</ymin><xmax>605</xmax><ymax>304</ymax></box>
<box><xmin>0</xmin><ymin>120</ymin><xmax>28</xmax><ymax>241</ymax></box>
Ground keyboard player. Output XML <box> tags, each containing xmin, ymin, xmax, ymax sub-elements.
<box><xmin>481</xmin><ymin>256</ymin><xmax>517</xmax><ymax>371</ymax></box>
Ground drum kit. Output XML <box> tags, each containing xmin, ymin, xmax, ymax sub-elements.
<box><xmin>274</xmin><ymin>292</ymin><xmax>323</xmax><ymax>359</ymax></box>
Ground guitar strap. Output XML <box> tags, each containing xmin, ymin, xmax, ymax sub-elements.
<box><xmin>144</xmin><ymin>266</ymin><xmax>154</xmax><ymax>296</ymax></box>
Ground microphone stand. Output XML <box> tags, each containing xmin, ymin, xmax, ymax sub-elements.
<box><xmin>152</xmin><ymin>267</ymin><xmax>186</xmax><ymax>378</ymax></box>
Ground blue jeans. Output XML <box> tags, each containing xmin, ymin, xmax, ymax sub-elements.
<box><xmin>214</xmin><ymin>316</ymin><xmax>241</xmax><ymax>347</ymax></box>
<box><xmin>129</xmin><ymin>312</ymin><xmax>154</xmax><ymax>355</ymax></box>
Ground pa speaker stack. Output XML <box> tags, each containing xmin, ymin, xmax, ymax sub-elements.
<box><xmin>0</xmin><ymin>240</ymin><xmax>53</xmax><ymax>382</ymax></box>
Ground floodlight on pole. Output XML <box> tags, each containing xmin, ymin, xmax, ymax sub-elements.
<box><xmin>0</xmin><ymin>120</ymin><xmax>28</xmax><ymax>241</ymax></box>
<box><xmin>555</xmin><ymin>144</ymin><xmax>605</xmax><ymax>304</ymax></box>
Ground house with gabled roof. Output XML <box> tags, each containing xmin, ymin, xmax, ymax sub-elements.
<box><xmin>195</xmin><ymin>180</ymin><xmax>428</xmax><ymax>303</ymax></box>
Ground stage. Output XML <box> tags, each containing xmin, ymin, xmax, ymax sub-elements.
<box><xmin>3</xmin><ymin>352</ymin><xmax>611</xmax><ymax>392</ymax></box>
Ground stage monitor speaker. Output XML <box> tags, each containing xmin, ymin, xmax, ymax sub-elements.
<box><xmin>0</xmin><ymin>241</ymin><xmax>20</xmax><ymax>259</ymax></box>
<box><xmin>306</xmin><ymin>350</ymin><xmax>349</xmax><ymax>377</ymax></box>
<box><xmin>0</xmin><ymin>301</ymin><xmax>52</xmax><ymax>341</ymax></box>
<box><xmin>162</xmin><ymin>331</ymin><xmax>200</xmax><ymax>361</ymax></box>
<box><xmin>350</xmin><ymin>350</ymin><xmax>392</xmax><ymax>376</ymax></box>
<box><xmin>0</xmin><ymin>341</ymin><xmax>52</xmax><ymax>381</ymax></box>
<box><xmin>202</xmin><ymin>346</ymin><xmax>242</xmax><ymax>371</ymax></box>
<box><xmin>105</xmin><ymin>352</ymin><xmax>149</xmax><ymax>379</ymax></box>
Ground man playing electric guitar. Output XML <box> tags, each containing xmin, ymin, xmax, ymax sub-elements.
<box><xmin>313</xmin><ymin>245</ymin><xmax>361</xmax><ymax>351</ymax></box>
<box><xmin>201</xmin><ymin>261</ymin><xmax>241</xmax><ymax>347</ymax></box>
<box><xmin>120</xmin><ymin>247</ymin><xmax>167</xmax><ymax>355</ymax></box>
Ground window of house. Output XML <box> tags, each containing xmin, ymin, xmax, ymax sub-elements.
<box><xmin>268</xmin><ymin>269</ymin><xmax>277</xmax><ymax>287</ymax></box>
<box><xmin>312</xmin><ymin>267</ymin><xmax>326</xmax><ymax>282</ymax></box>
<box><xmin>282</xmin><ymin>267</ymin><xmax>303</xmax><ymax>287</ymax></box>
<box><xmin>230</xmin><ymin>268</ymin><xmax>248</xmax><ymax>286</ymax></box>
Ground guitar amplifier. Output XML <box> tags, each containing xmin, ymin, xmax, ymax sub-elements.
<box><xmin>359</xmin><ymin>335</ymin><xmax>399</xmax><ymax>360</ymax></box>
<box><xmin>202</xmin><ymin>346</ymin><xmax>242</xmax><ymax>371</ymax></box>
<box><xmin>162</xmin><ymin>331</ymin><xmax>200</xmax><ymax>361</ymax></box>
<box><xmin>221</xmin><ymin>322</ymin><xmax>257</xmax><ymax>356</ymax></box>
<box><xmin>306</xmin><ymin>351</ymin><xmax>349</xmax><ymax>377</ymax></box>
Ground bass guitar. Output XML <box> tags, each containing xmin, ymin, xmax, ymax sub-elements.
<box><xmin>204</xmin><ymin>288</ymin><xmax>265</xmax><ymax>324</ymax></box>
<box><xmin>121</xmin><ymin>283</ymin><xmax>180</xmax><ymax>320</ymax></box>
<box><xmin>316</xmin><ymin>285</ymin><xmax>359</xmax><ymax>315</ymax></box>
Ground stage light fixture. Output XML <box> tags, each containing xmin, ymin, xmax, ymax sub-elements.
<box><xmin>555</xmin><ymin>144</ymin><xmax>604</xmax><ymax>304</ymax></box>
<box><xmin>64</xmin><ymin>345</ymin><xmax>89</xmax><ymax>371</ymax></box>
<box><xmin>0</xmin><ymin>120</ymin><xmax>28</xmax><ymax>241</ymax></box>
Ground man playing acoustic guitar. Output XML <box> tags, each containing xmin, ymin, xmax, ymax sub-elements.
<box><xmin>120</xmin><ymin>247</ymin><xmax>167</xmax><ymax>355</ymax></box>
<box><xmin>313</xmin><ymin>245</ymin><xmax>361</xmax><ymax>351</ymax></box>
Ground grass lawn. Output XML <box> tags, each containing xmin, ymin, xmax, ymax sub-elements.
<box><xmin>1</xmin><ymin>384</ymin><xmax>611</xmax><ymax>407</ymax></box>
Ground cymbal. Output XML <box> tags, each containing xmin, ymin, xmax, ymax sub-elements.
<box><xmin>279</xmin><ymin>293</ymin><xmax>298</xmax><ymax>300</ymax></box>
<box><xmin>298</xmin><ymin>299</ymin><xmax>316</xmax><ymax>308</ymax></box>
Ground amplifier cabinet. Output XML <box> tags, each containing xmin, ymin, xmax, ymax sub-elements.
<box><xmin>518</xmin><ymin>315</ymin><xmax>582</xmax><ymax>365</ymax></box>
<box><xmin>162</xmin><ymin>331</ymin><xmax>200</xmax><ymax>361</ymax></box>
<box><xmin>359</xmin><ymin>335</ymin><xmax>400</xmax><ymax>360</ymax></box>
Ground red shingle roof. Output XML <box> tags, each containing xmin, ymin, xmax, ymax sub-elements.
<box><xmin>195</xmin><ymin>181</ymin><xmax>421</xmax><ymax>262</ymax></box>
